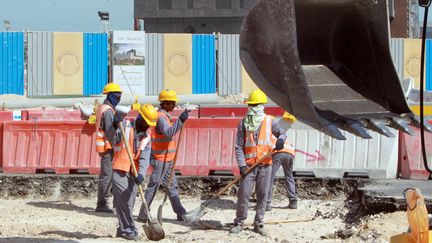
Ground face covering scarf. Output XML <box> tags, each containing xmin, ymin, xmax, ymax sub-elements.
<box><xmin>107</xmin><ymin>92</ymin><xmax>121</xmax><ymax>107</ymax></box>
<box><xmin>244</xmin><ymin>104</ymin><xmax>266</xmax><ymax>132</ymax></box>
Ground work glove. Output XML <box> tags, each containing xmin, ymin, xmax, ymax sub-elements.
<box><xmin>112</xmin><ymin>113</ymin><xmax>124</xmax><ymax>130</ymax></box>
<box><xmin>275</xmin><ymin>138</ymin><xmax>285</xmax><ymax>150</ymax></box>
<box><xmin>239</xmin><ymin>166</ymin><xmax>248</xmax><ymax>176</ymax></box>
<box><xmin>134</xmin><ymin>174</ymin><xmax>144</xmax><ymax>185</ymax></box>
<box><xmin>179</xmin><ymin>109</ymin><xmax>191</xmax><ymax>123</ymax></box>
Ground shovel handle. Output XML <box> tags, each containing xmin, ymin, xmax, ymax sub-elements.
<box><xmin>203</xmin><ymin>150</ymin><xmax>273</xmax><ymax>206</ymax></box>
<box><xmin>119</xmin><ymin>123</ymin><xmax>147</xmax><ymax>206</ymax></box>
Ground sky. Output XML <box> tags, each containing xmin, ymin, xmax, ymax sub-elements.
<box><xmin>0</xmin><ymin>0</ymin><xmax>134</xmax><ymax>32</ymax></box>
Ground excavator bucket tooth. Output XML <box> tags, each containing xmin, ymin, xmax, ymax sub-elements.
<box><xmin>405</xmin><ymin>113</ymin><xmax>432</xmax><ymax>133</ymax></box>
<box><xmin>385</xmin><ymin>116</ymin><xmax>415</xmax><ymax>136</ymax></box>
<box><xmin>317</xmin><ymin>110</ymin><xmax>371</xmax><ymax>139</ymax></box>
<box><xmin>240</xmin><ymin>0</ymin><xmax>423</xmax><ymax>139</ymax></box>
<box><xmin>365</xmin><ymin>119</ymin><xmax>395</xmax><ymax>138</ymax></box>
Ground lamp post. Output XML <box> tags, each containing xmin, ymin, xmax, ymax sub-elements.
<box><xmin>98</xmin><ymin>11</ymin><xmax>109</xmax><ymax>33</ymax></box>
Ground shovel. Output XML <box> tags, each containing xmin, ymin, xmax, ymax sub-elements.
<box><xmin>119</xmin><ymin>122</ymin><xmax>165</xmax><ymax>241</ymax></box>
<box><xmin>156</xmin><ymin>127</ymin><xmax>184</xmax><ymax>224</ymax></box>
<box><xmin>183</xmin><ymin>150</ymin><xmax>273</xmax><ymax>224</ymax></box>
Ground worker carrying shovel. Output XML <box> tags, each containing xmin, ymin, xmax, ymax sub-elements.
<box><xmin>138</xmin><ymin>89</ymin><xmax>192</xmax><ymax>223</ymax></box>
<box><xmin>110</xmin><ymin>104</ymin><xmax>158</xmax><ymax>240</ymax></box>
<box><xmin>94</xmin><ymin>83</ymin><xmax>123</xmax><ymax>213</ymax></box>
<box><xmin>230</xmin><ymin>89</ymin><xmax>287</xmax><ymax>236</ymax></box>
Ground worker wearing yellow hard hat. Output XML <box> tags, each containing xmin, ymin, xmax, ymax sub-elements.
<box><xmin>230</xmin><ymin>89</ymin><xmax>287</xmax><ymax>236</ymax></box>
<box><xmin>110</xmin><ymin>103</ymin><xmax>157</xmax><ymax>241</ymax></box>
<box><xmin>267</xmin><ymin>110</ymin><xmax>297</xmax><ymax>212</ymax></box>
<box><xmin>138</xmin><ymin>89</ymin><xmax>192</xmax><ymax>223</ymax></box>
<box><xmin>94</xmin><ymin>82</ymin><xmax>123</xmax><ymax>214</ymax></box>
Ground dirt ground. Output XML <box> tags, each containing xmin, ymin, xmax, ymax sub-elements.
<box><xmin>0</xmin><ymin>193</ymin><xmax>409</xmax><ymax>243</ymax></box>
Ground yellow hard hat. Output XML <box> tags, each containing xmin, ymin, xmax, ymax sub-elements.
<box><xmin>283</xmin><ymin>111</ymin><xmax>297</xmax><ymax>123</ymax></box>
<box><xmin>158</xmin><ymin>89</ymin><xmax>178</xmax><ymax>102</ymax></box>
<box><xmin>103</xmin><ymin>83</ymin><xmax>122</xmax><ymax>94</ymax></box>
<box><xmin>246</xmin><ymin>89</ymin><xmax>267</xmax><ymax>104</ymax></box>
<box><xmin>139</xmin><ymin>104</ymin><xmax>158</xmax><ymax>127</ymax></box>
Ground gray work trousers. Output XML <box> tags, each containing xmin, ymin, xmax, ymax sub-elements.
<box><xmin>112</xmin><ymin>170</ymin><xmax>138</xmax><ymax>237</ymax></box>
<box><xmin>234</xmin><ymin>165</ymin><xmax>272</xmax><ymax>227</ymax></box>
<box><xmin>267</xmin><ymin>152</ymin><xmax>296</xmax><ymax>206</ymax></box>
<box><xmin>97</xmin><ymin>150</ymin><xmax>114</xmax><ymax>207</ymax></box>
<box><xmin>138</xmin><ymin>159</ymin><xmax>186</xmax><ymax>219</ymax></box>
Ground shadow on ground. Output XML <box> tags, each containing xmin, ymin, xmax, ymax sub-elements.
<box><xmin>27</xmin><ymin>201</ymin><xmax>115</xmax><ymax>218</ymax></box>
<box><xmin>0</xmin><ymin>237</ymin><xmax>78</xmax><ymax>243</ymax></box>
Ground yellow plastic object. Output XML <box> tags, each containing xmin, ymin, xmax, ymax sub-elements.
<box><xmin>283</xmin><ymin>111</ymin><xmax>297</xmax><ymax>124</ymax></box>
<box><xmin>390</xmin><ymin>231</ymin><xmax>432</xmax><ymax>243</ymax></box>
<box><xmin>53</xmin><ymin>32</ymin><xmax>83</xmax><ymax>95</ymax></box>
<box><xmin>246</xmin><ymin>89</ymin><xmax>268</xmax><ymax>104</ymax></box>
<box><xmin>164</xmin><ymin>34</ymin><xmax>192</xmax><ymax>95</ymax></box>
<box><xmin>158</xmin><ymin>89</ymin><xmax>179</xmax><ymax>102</ymax></box>
<box><xmin>138</xmin><ymin>104</ymin><xmax>158</xmax><ymax>127</ymax></box>
<box><xmin>87</xmin><ymin>114</ymin><xmax>96</xmax><ymax>125</ymax></box>
<box><xmin>103</xmin><ymin>83</ymin><xmax>122</xmax><ymax>94</ymax></box>
<box><xmin>132</xmin><ymin>96</ymin><xmax>140</xmax><ymax>110</ymax></box>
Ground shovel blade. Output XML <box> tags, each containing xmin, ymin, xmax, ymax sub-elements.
<box><xmin>182</xmin><ymin>205</ymin><xmax>207</xmax><ymax>224</ymax></box>
<box><xmin>142</xmin><ymin>219</ymin><xmax>165</xmax><ymax>241</ymax></box>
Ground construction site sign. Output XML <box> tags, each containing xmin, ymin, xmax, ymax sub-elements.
<box><xmin>111</xmin><ymin>31</ymin><xmax>146</xmax><ymax>95</ymax></box>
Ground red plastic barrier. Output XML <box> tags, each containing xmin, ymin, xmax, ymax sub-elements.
<box><xmin>2</xmin><ymin>121</ymin><xmax>100</xmax><ymax>174</ymax></box>
<box><xmin>21</xmin><ymin>110</ymin><xmax>83</xmax><ymax>121</ymax></box>
<box><xmin>0</xmin><ymin>111</ymin><xmax>13</xmax><ymax>170</ymax></box>
<box><xmin>199</xmin><ymin>105</ymin><xmax>284</xmax><ymax>117</ymax></box>
<box><xmin>399</xmin><ymin>127</ymin><xmax>432</xmax><ymax>179</ymax></box>
<box><xmin>174</xmin><ymin>118</ymin><xmax>242</xmax><ymax>176</ymax></box>
<box><xmin>126</xmin><ymin>109</ymin><xmax>198</xmax><ymax>119</ymax></box>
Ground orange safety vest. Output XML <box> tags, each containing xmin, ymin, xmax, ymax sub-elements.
<box><xmin>244</xmin><ymin>115</ymin><xmax>273</xmax><ymax>165</ymax></box>
<box><xmin>112</xmin><ymin>120</ymin><xmax>151</xmax><ymax>173</ymax></box>
<box><xmin>151</xmin><ymin>112</ymin><xmax>177</xmax><ymax>162</ymax></box>
<box><xmin>272</xmin><ymin>135</ymin><xmax>295</xmax><ymax>157</ymax></box>
<box><xmin>95</xmin><ymin>104</ymin><xmax>114</xmax><ymax>153</ymax></box>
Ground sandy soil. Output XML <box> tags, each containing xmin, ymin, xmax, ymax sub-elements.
<box><xmin>0</xmin><ymin>194</ymin><xmax>409</xmax><ymax>243</ymax></box>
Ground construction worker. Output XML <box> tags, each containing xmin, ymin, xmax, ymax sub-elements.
<box><xmin>94</xmin><ymin>83</ymin><xmax>123</xmax><ymax>213</ymax></box>
<box><xmin>138</xmin><ymin>89</ymin><xmax>191</xmax><ymax>222</ymax></box>
<box><xmin>266</xmin><ymin>112</ymin><xmax>297</xmax><ymax>211</ymax></box>
<box><xmin>111</xmin><ymin>104</ymin><xmax>158</xmax><ymax>241</ymax></box>
<box><xmin>230</xmin><ymin>89</ymin><xmax>287</xmax><ymax>236</ymax></box>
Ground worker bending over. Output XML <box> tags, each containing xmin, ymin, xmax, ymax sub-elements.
<box><xmin>111</xmin><ymin>104</ymin><xmax>158</xmax><ymax>240</ymax></box>
<box><xmin>230</xmin><ymin>89</ymin><xmax>287</xmax><ymax>236</ymax></box>
<box><xmin>138</xmin><ymin>89</ymin><xmax>191</xmax><ymax>222</ymax></box>
<box><xmin>94</xmin><ymin>83</ymin><xmax>123</xmax><ymax>213</ymax></box>
<box><xmin>267</xmin><ymin>112</ymin><xmax>297</xmax><ymax>211</ymax></box>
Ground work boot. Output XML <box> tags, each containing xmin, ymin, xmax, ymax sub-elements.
<box><xmin>95</xmin><ymin>205</ymin><xmax>114</xmax><ymax>213</ymax></box>
<box><xmin>229</xmin><ymin>224</ymin><xmax>243</xmax><ymax>234</ymax></box>
<box><xmin>253</xmin><ymin>225</ymin><xmax>267</xmax><ymax>236</ymax></box>
<box><xmin>119</xmin><ymin>234</ymin><xmax>141</xmax><ymax>241</ymax></box>
<box><xmin>288</xmin><ymin>200</ymin><xmax>298</xmax><ymax>209</ymax></box>
<box><xmin>265</xmin><ymin>204</ymin><xmax>272</xmax><ymax>212</ymax></box>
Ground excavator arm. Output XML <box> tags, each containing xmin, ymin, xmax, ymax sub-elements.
<box><xmin>240</xmin><ymin>0</ymin><xmax>432</xmax><ymax>139</ymax></box>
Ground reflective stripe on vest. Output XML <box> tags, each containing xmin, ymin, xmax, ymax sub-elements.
<box><xmin>134</xmin><ymin>130</ymin><xmax>151</xmax><ymax>161</ymax></box>
<box><xmin>95</xmin><ymin>104</ymin><xmax>114</xmax><ymax>153</ymax></box>
<box><xmin>112</xmin><ymin>120</ymin><xmax>139</xmax><ymax>172</ymax></box>
<box><xmin>151</xmin><ymin>111</ymin><xmax>177</xmax><ymax>162</ymax></box>
<box><xmin>244</xmin><ymin>115</ymin><xmax>273</xmax><ymax>165</ymax></box>
<box><xmin>272</xmin><ymin>138</ymin><xmax>296</xmax><ymax>157</ymax></box>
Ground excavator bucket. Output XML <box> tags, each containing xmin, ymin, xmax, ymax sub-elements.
<box><xmin>240</xmin><ymin>0</ymin><xmax>432</xmax><ymax>140</ymax></box>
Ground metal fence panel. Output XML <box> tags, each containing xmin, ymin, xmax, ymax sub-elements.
<box><xmin>145</xmin><ymin>33</ymin><xmax>164</xmax><ymax>95</ymax></box>
<box><xmin>427</xmin><ymin>39</ymin><xmax>432</xmax><ymax>91</ymax></box>
<box><xmin>217</xmin><ymin>34</ymin><xmax>241</xmax><ymax>96</ymax></box>
<box><xmin>192</xmin><ymin>34</ymin><xmax>216</xmax><ymax>94</ymax></box>
<box><xmin>83</xmin><ymin>33</ymin><xmax>108</xmax><ymax>96</ymax></box>
<box><xmin>390</xmin><ymin>38</ymin><xmax>404</xmax><ymax>81</ymax></box>
<box><xmin>27</xmin><ymin>32</ymin><xmax>53</xmax><ymax>97</ymax></box>
<box><xmin>0</xmin><ymin>32</ymin><xmax>24</xmax><ymax>95</ymax></box>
